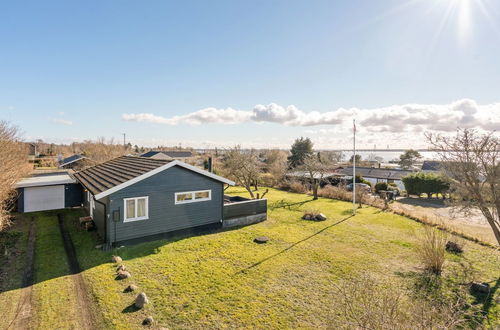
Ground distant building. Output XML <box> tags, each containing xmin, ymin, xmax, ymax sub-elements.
<box><xmin>59</xmin><ymin>154</ymin><xmax>87</xmax><ymax>169</ymax></box>
<box><xmin>141</xmin><ymin>151</ymin><xmax>193</xmax><ymax>161</ymax></box>
<box><xmin>335</xmin><ymin>166</ymin><xmax>414</xmax><ymax>190</ymax></box>
<box><xmin>421</xmin><ymin>160</ymin><xmax>442</xmax><ymax>172</ymax></box>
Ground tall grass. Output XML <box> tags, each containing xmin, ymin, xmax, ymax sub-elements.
<box><xmin>330</xmin><ymin>274</ymin><xmax>483</xmax><ymax>329</ymax></box>
<box><xmin>415</xmin><ymin>226</ymin><xmax>448</xmax><ymax>275</ymax></box>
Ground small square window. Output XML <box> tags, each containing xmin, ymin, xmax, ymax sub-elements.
<box><xmin>123</xmin><ymin>197</ymin><xmax>149</xmax><ymax>222</ymax></box>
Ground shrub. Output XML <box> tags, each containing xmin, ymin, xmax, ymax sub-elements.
<box><xmin>317</xmin><ymin>185</ymin><xmax>386</xmax><ymax>209</ymax></box>
<box><xmin>288</xmin><ymin>181</ymin><xmax>308</xmax><ymax>194</ymax></box>
<box><xmin>402</xmin><ymin>172</ymin><xmax>449</xmax><ymax>198</ymax></box>
<box><xmin>349</xmin><ymin>175</ymin><xmax>372</xmax><ymax>187</ymax></box>
<box><xmin>415</xmin><ymin>226</ymin><xmax>447</xmax><ymax>275</ymax></box>
<box><xmin>259</xmin><ymin>173</ymin><xmax>275</xmax><ymax>187</ymax></box>
<box><xmin>375</xmin><ymin>182</ymin><xmax>388</xmax><ymax>192</ymax></box>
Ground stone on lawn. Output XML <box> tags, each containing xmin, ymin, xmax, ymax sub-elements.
<box><xmin>111</xmin><ymin>255</ymin><xmax>122</xmax><ymax>263</ymax></box>
<box><xmin>117</xmin><ymin>264</ymin><xmax>127</xmax><ymax>272</ymax></box>
<box><xmin>85</xmin><ymin>221</ymin><xmax>95</xmax><ymax>231</ymax></box>
<box><xmin>142</xmin><ymin>316</ymin><xmax>154</xmax><ymax>325</ymax></box>
<box><xmin>124</xmin><ymin>284</ymin><xmax>138</xmax><ymax>292</ymax></box>
<box><xmin>445</xmin><ymin>241</ymin><xmax>463</xmax><ymax>254</ymax></box>
<box><xmin>302</xmin><ymin>214</ymin><xmax>312</xmax><ymax>220</ymax></box>
<box><xmin>117</xmin><ymin>270</ymin><xmax>131</xmax><ymax>279</ymax></box>
<box><xmin>135</xmin><ymin>292</ymin><xmax>149</xmax><ymax>309</ymax></box>
<box><xmin>254</xmin><ymin>236</ymin><xmax>269</xmax><ymax>244</ymax></box>
<box><xmin>95</xmin><ymin>244</ymin><xmax>103</xmax><ymax>250</ymax></box>
<box><xmin>471</xmin><ymin>282</ymin><xmax>490</xmax><ymax>294</ymax></box>
<box><xmin>315</xmin><ymin>213</ymin><xmax>327</xmax><ymax>221</ymax></box>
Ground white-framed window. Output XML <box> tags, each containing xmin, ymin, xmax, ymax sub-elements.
<box><xmin>123</xmin><ymin>196</ymin><xmax>149</xmax><ymax>222</ymax></box>
<box><xmin>175</xmin><ymin>190</ymin><xmax>211</xmax><ymax>205</ymax></box>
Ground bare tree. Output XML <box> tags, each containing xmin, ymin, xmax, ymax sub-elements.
<box><xmin>300</xmin><ymin>154</ymin><xmax>332</xmax><ymax>200</ymax></box>
<box><xmin>264</xmin><ymin>149</ymin><xmax>288</xmax><ymax>186</ymax></box>
<box><xmin>427</xmin><ymin>129</ymin><xmax>500</xmax><ymax>245</ymax></box>
<box><xmin>80</xmin><ymin>137</ymin><xmax>130</xmax><ymax>166</ymax></box>
<box><xmin>222</xmin><ymin>146</ymin><xmax>262</xmax><ymax>199</ymax></box>
<box><xmin>0</xmin><ymin>121</ymin><xmax>31</xmax><ymax>230</ymax></box>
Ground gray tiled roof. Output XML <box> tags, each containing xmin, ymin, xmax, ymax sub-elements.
<box><xmin>336</xmin><ymin>167</ymin><xmax>414</xmax><ymax>180</ymax></box>
<box><xmin>74</xmin><ymin>156</ymin><xmax>170</xmax><ymax>195</ymax></box>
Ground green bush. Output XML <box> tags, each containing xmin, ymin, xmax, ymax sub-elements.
<box><xmin>349</xmin><ymin>175</ymin><xmax>372</xmax><ymax>187</ymax></box>
<box><xmin>402</xmin><ymin>172</ymin><xmax>449</xmax><ymax>198</ymax></box>
<box><xmin>375</xmin><ymin>182</ymin><xmax>388</xmax><ymax>192</ymax></box>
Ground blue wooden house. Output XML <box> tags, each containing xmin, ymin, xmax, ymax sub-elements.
<box><xmin>74</xmin><ymin>156</ymin><xmax>235</xmax><ymax>246</ymax></box>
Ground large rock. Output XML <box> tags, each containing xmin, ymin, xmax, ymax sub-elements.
<box><xmin>117</xmin><ymin>270</ymin><xmax>131</xmax><ymax>279</ymax></box>
<box><xmin>471</xmin><ymin>282</ymin><xmax>490</xmax><ymax>294</ymax></box>
<box><xmin>445</xmin><ymin>241</ymin><xmax>463</xmax><ymax>254</ymax></box>
<box><xmin>111</xmin><ymin>255</ymin><xmax>122</xmax><ymax>263</ymax></box>
<box><xmin>117</xmin><ymin>264</ymin><xmax>127</xmax><ymax>272</ymax></box>
<box><xmin>135</xmin><ymin>292</ymin><xmax>149</xmax><ymax>309</ymax></box>
<box><xmin>254</xmin><ymin>236</ymin><xmax>269</xmax><ymax>244</ymax></box>
<box><xmin>124</xmin><ymin>284</ymin><xmax>138</xmax><ymax>292</ymax></box>
<box><xmin>315</xmin><ymin>213</ymin><xmax>327</xmax><ymax>221</ymax></box>
<box><xmin>302</xmin><ymin>214</ymin><xmax>312</xmax><ymax>220</ymax></box>
<box><xmin>142</xmin><ymin>316</ymin><xmax>154</xmax><ymax>326</ymax></box>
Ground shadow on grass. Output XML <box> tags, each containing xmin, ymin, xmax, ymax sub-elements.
<box><xmin>396</xmin><ymin>268</ymin><xmax>498</xmax><ymax>327</ymax></box>
<box><xmin>396</xmin><ymin>197</ymin><xmax>447</xmax><ymax>208</ymax></box>
<box><xmin>122</xmin><ymin>304</ymin><xmax>140</xmax><ymax>313</ymax></box>
<box><xmin>471</xmin><ymin>276</ymin><xmax>500</xmax><ymax>327</ymax></box>
<box><xmin>269</xmin><ymin>199</ymin><xmax>313</xmax><ymax>211</ymax></box>
<box><xmin>234</xmin><ymin>215</ymin><xmax>354</xmax><ymax>275</ymax></box>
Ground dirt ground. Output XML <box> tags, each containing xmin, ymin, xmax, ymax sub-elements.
<box><xmin>394</xmin><ymin>197</ymin><xmax>497</xmax><ymax>245</ymax></box>
<box><xmin>3</xmin><ymin>213</ymin><xmax>98</xmax><ymax>330</ymax></box>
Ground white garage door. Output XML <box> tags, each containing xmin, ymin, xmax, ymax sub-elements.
<box><xmin>24</xmin><ymin>185</ymin><xmax>65</xmax><ymax>212</ymax></box>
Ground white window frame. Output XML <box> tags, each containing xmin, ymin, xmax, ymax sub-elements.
<box><xmin>88</xmin><ymin>191</ymin><xmax>95</xmax><ymax>218</ymax></box>
<box><xmin>175</xmin><ymin>190</ymin><xmax>211</xmax><ymax>205</ymax></box>
<box><xmin>123</xmin><ymin>196</ymin><xmax>149</xmax><ymax>222</ymax></box>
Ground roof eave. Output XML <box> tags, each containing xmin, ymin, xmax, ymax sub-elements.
<box><xmin>93</xmin><ymin>160</ymin><xmax>234</xmax><ymax>200</ymax></box>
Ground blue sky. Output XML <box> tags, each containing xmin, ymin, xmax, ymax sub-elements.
<box><xmin>1</xmin><ymin>0</ymin><xmax>499</xmax><ymax>149</ymax></box>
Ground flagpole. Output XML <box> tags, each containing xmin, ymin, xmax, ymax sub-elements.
<box><xmin>353</xmin><ymin>119</ymin><xmax>356</xmax><ymax>215</ymax></box>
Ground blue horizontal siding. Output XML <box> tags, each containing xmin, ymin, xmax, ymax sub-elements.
<box><xmin>108</xmin><ymin>165</ymin><xmax>223</xmax><ymax>242</ymax></box>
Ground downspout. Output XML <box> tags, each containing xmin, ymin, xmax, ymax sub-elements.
<box><xmin>94</xmin><ymin>197</ymin><xmax>108</xmax><ymax>247</ymax></box>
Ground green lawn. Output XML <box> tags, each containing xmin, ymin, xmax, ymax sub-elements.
<box><xmin>2</xmin><ymin>188</ymin><xmax>499</xmax><ymax>329</ymax></box>
<box><xmin>0</xmin><ymin>214</ymin><xmax>31</xmax><ymax>328</ymax></box>
<box><xmin>68</xmin><ymin>187</ymin><xmax>499</xmax><ymax>328</ymax></box>
<box><xmin>30</xmin><ymin>212</ymin><xmax>82</xmax><ymax>329</ymax></box>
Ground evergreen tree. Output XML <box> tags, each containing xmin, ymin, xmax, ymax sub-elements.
<box><xmin>288</xmin><ymin>137</ymin><xmax>314</xmax><ymax>168</ymax></box>
<box><xmin>399</xmin><ymin>149</ymin><xmax>422</xmax><ymax>169</ymax></box>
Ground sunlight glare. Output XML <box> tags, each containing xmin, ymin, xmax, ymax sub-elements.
<box><xmin>457</xmin><ymin>0</ymin><xmax>472</xmax><ymax>43</ymax></box>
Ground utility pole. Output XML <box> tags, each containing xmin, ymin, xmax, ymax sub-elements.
<box><xmin>353</xmin><ymin>119</ymin><xmax>357</xmax><ymax>216</ymax></box>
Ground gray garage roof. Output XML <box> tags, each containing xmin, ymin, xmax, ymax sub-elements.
<box><xmin>16</xmin><ymin>173</ymin><xmax>76</xmax><ymax>188</ymax></box>
<box><xmin>74</xmin><ymin>156</ymin><xmax>234</xmax><ymax>199</ymax></box>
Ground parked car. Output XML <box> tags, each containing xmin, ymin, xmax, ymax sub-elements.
<box><xmin>346</xmin><ymin>183</ymin><xmax>371</xmax><ymax>192</ymax></box>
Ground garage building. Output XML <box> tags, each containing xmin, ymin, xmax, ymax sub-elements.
<box><xmin>16</xmin><ymin>172</ymin><xmax>83</xmax><ymax>213</ymax></box>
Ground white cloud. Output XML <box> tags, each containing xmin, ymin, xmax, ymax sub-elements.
<box><xmin>123</xmin><ymin>107</ymin><xmax>252</xmax><ymax>126</ymax></box>
<box><xmin>51</xmin><ymin>118</ymin><xmax>73</xmax><ymax>126</ymax></box>
<box><xmin>122</xmin><ymin>99</ymin><xmax>500</xmax><ymax>134</ymax></box>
